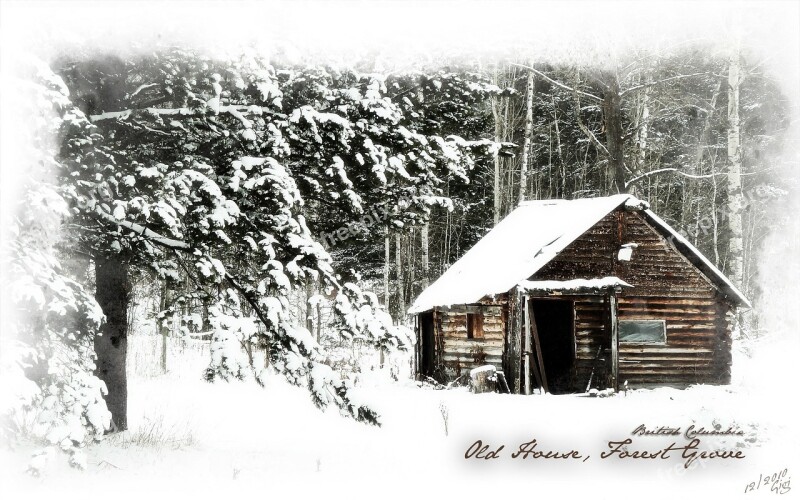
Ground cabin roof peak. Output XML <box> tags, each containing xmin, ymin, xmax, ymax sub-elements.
<box><xmin>408</xmin><ymin>194</ymin><xmax>749</xmax><ymax>314</ymax></box>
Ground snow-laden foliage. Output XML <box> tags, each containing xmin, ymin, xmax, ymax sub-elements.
<box><xmin>0</xmin><ymin>58</ymin><xmax>111</xmax><ymax>472</ymax></box>
<box><xmin>50</xmin><ymin>49</ymin><xmax>496</xmax><ymax>425</ymax></box>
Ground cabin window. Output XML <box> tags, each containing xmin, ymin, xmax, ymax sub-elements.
<box><xmin>466</xmin><ymin>313</ymin><xmax>484</xmax><ymax>340</ymax></box>
<box><xmin>619</xmin><ymin>320</ymin><xmax>666</xmax><ymax>343</ymax></box>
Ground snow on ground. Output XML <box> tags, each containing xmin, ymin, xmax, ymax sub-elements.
<box><xmin>2</xmin><ymin>336</ymin><xmax>798</xmax><ymax>499</ymax></box>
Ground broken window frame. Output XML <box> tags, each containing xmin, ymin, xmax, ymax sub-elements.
<box><xmin>619</xmin><ymin>319</ymin><xmax>667</xmax><ymax>344</ymax></box>
<box><xmin>466</xmin><ymin>311</ymin><xmax>484</xmax><ymax>340</ymax></box>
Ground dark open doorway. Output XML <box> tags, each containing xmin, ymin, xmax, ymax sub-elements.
<box><xmin>530</xmin><ymin>299</ymin><xmax>575</xmax><ymax>394</ymax></box>
<box><xmin>419</xmin><ymin>311</ymin><xmax>435</xmax><ymax>377</ymax></box>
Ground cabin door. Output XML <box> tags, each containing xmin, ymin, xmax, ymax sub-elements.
<box><xmin>419</xmin><ymin>311</ymin><xmax>435</xmax><ymax>377</ymax></box>
<box><xmin>530</xmin><ymin>299</ymin><xmax>575</xmax><ymax>394</ymax></box>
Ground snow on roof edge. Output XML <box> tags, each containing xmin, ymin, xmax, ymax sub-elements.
<box><xmin>518</xmin><ymin>277</ymin><xmax>632</xmax><ymax>292</ymax></box>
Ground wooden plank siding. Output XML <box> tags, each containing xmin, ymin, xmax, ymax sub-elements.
<box><xmin>573</xmin><ymin>296</ymin><xmax>611</xmax><ymax>390</ymax></box>
<box><xmin>535</xmin><ymin>211</ymin><xmax>618</xmax><ymax>281</ymax></box>
<box><xmin>434</xmin><ymin>297</ymin><xmax>506</xmax><ymax>380</ymax></box>
<box><xmin>615</xmin><ymin>211</ymin><xmax>732</xmax><ymax>386</ymax></box>
<box><xmin>530</xmin><ymin>208</ymin><xmax>733</xmax><ymax>389</ymax></box>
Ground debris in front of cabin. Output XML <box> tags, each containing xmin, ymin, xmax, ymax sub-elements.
<box><xmin>587</xmin><ymin>388</ymin><xmax>616</xmax><ymax>398</ymax></box>
<box><xmin>469</xmin><ymin>365</ymin><xmax>497</xmax><ymax>393</ymax></box>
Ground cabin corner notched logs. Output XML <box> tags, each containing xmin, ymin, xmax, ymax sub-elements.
<box><xmin>411</xmin><ymin>196</ymin><xmax>742</xmax><ymax>394</ymax></box>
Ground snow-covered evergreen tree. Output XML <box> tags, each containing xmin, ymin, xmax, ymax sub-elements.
<box><xmin>0</xmin><ymin>57</ymin><xmax>111</xmax><ymax>473</ymax></box>
<box><xmin>46</xmin><ymin>49</ymin><xmax>500</xmax><ymax>427</ymax></box>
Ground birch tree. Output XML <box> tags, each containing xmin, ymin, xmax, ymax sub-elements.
<box><xmin>518</xmin><ymin>69</ymin><xmax>535</xmax><ymax>203</ymax></box>
<box><xmin>726</xmin><ymin>42</ymin><xmax>744</xmax><ymax>289</ymax></box>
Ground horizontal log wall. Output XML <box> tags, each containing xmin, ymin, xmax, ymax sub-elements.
<box><xmin>535</xmin><ymin>212</ymin><xmax>616</xmax><ymax>279</ymax></box>
<box><xmin>616</xmin><ymin>211</ymin><xmax>732</xmax><ymax>386</ymax></box>
<box><xmin>424</xmin><ymin>207</ymin><xmax>735</xmax><ymax>389</ymax></box>
<box><xmin>572</xmin><ymin>296</ymin><xmax>610</xmax><ymax>390</ymax></box>
<box><xmin>531</xmin><ymin>209</ymin><xmax>734</xmax><ymax>389</ymax></box>
<box><xmin>435</xmin><ymin>298</ymin><xmax>506</xmax><ymax>380</ymax></box>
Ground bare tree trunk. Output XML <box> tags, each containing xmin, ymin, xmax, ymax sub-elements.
<box><xmin>201</xmin><ymin>295</ymin><xmax>209</xmax><ymax>335</ymax></box>
<box><xmin>384</xmin><ymin>227</ymin><xmax>390</xmax><ymax>310</ymax></box>
<box><xmin>518</xmin><ymin>69</ymin><xmax>535</xmax><ymax>204</ymax></box>
<box><xmin>94</xmin><ymin>254</ymin><xmax>130</xmax><ymax>431</ymax></box>
<box><xmin>305</xmin><ymin>277</ymin><xmax>314</xmax><ymax>333</ymax></box>
<box><xmin>315</xmin><ymin>297</ymin><xmax>322</xmax><ymax>343</ymax></box>
<box><xmin>683</xmin><ymin>77</ymin><xmax>724</xmax><ymax>229</ymax></box>
<box><xmin>311</xmin><ymin>277</ymin><xmax>322</xmax><ymax>343</ymax></box>
<box><xmin>551</xmin><ymin>94</ymin><xmax>565</xmax><ymax>198</ymax></box>
<box><xmin>395</xmin><ymin>232</ymin><xmax>404</xmax><ymax>319</ymax></box>
<box><xmin>727</xmin><ymin>43</ymin><xmax>744</xmax><ymax>288</ymax></box>
<box><xmin>637</xmin><ymin>84</ymin><xmax>650</xmax><ymax>171</ymax></box>
<box><xmin>421</xmin><ymin>222</ymin><xmax>430</xmax><ymax>288</ymax></box>
<box><xmin>602</xmin><ymin>74</ymin><xmax>627</xmax><ymax>194</ymax></box>
<box><xmin>443</xmin><ymin>181</ymin><xmax>452</xmax><ymax>268</ymax></box>
<box><xmin>694</xmin><ymin>79</ymin><xmax>724</xmax><ymax>170</ymax></box>
<box><xmin>492</xmin><ymin>69</ymin><xmax>504</xmax><ymax>224</ymax></box>
<box><xmin>159</xmin><ymin>283</ymin><xmax>173</xmax><ymax>374</ymax></box>
<box><xmin>382</xmin><ymin>227</ymin><xmax>390</xmax><ymax>367</ymax></box>
<box><xmin>712</xmin><ymin>161</ymin><xmax>721</xmax><ymax>265</ymax></box>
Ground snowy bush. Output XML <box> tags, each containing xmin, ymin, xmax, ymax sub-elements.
<box><xmin>0</xmin><ymin>57</ymin><xmax>111</xmax><ymax>472</ymax></box>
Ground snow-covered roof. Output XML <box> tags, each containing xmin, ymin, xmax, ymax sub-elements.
<box><xmin>408</xmin><ymin>194</ymin><xmax>749</xmax><ymax>313</ymax></box>
<box><xmin>518</xmin><ymin>277</ymin><xmax>632</xmax><ymax>293</ymax></box>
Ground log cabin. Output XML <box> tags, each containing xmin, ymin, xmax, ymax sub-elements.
<box><xmin>408</xmin><ymin>194</ymin><xmax>749</xmax><ymax>394</ymax></box>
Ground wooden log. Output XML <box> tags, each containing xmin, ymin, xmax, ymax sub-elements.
<box><xmin>507</xmin><ymin>289</ymin><xmax>522</xmax><ymax>393</ymax></box>
<box><xmin>523</xmin><ymin>295</ymin><xmax>531</xmax><ymax>395</ymax></box>
<box><xmin>414</xmin><ymin>315</ymin><xmax>420</xmax><ymax>379</ymax></box>
<box><xmin>496</xmin><ymin>370</ymin><xmax>510</xmax><ymax>393</ymax></box>
<box><xmin>610</xmin><ymin>293</ymin><xmax>619</xmax><ymax>391</ymax></box>
<box><xmin>619</xmin><ymin>346</ymin><xmax>714</xmax><ymax>354</ymax></box>
<box><xmin>522</xmin><ymin>296</ymin><xmax>545</xmax><ymax>393</ymax></box>
<box><xmin>529</xmin><ymin>301</ymin><xmax>549</xmax><ymax>393</ymax></box>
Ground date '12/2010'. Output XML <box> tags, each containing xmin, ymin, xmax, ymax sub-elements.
<box><xmin>744</xmin><ymin>468</ymin><xmax>791</xmax><ymax>495</ymax></box>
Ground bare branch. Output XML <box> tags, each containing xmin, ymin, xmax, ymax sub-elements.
<box><xmin>390</xmin><ymin>83</ymin><xmax>422</xmax><ymax>101</ymax></box>
<box><xmin>620</xmin><ymin>72</ymin><xmax>710</xmax><ymax>96</ymax></box>
<box><xmin>130</xmin><ymin>119</ymin><xmax>172</xmax><ymax>136</ymax></box>
<box><xmin>89</xmin><ymin>104</ymin><xmax>286</xmax><ymax>123</ymax></box>
<box><xmin>572</xmin><ymin>89</ymin><xmax>609</xmax><ymax>156</ymax></box>
<box><xmin>226</xmin><ymin>106</ymin><xmax>253</xmax><ymax>129</ymax></box>
<box><xmin>625</xmin><ymin>167</ymin><xmax>729</xmax><ymax>188</ymax></box>
<box><xmin>127</xmin><ymin>83</ymin><xmax>159</xmax><ymax>100</ymax></box>
<box><xmin>224</xmin><ymin>272</ymin><xmax>275</xmax><ymax>337</ymax></box>
<box><xmin>95</xmin><ymin>209</ymin><xmax>190</xmax><ymax>249</ymax></box>
<box><xmin>510</xmin><ymin>62</ymin><xmax>603</xmax><ymax>102</ymax></box>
